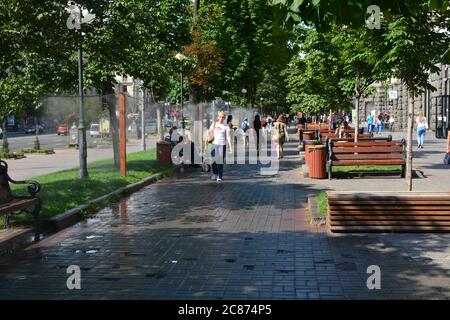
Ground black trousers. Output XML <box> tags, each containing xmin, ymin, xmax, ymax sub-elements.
<box><xmin>212</xmin><ymin>145</ymin><xmax>226</xmax><ymax>179</ymax></box>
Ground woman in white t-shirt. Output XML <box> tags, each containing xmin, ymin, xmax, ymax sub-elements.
<box><xmin>416</xmin><ymin>111</ymin><xmax>428</xmax><ymax>149</ymax></box>
<box><xmin>208</xmin><ymin>111</ymin><xmax>232</xmax><ymax>182</ymax></box>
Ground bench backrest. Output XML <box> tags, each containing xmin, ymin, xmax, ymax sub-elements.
<box><xmin>329</xmin><ymin>140</ymin><xmax>405</xmax><ymax>161</ymax></box>
<box><xmin>321</xmin><ymin>133</ymin><xmax>373</xmax><ymax>138</ymax></box>
<box><xmin>306</xmin><ymin>123</ymin><xmax>330</xmax><ymax>130</ymax></box>
<box><xmin>319</xmin><ymin>129</ymin><xmax>356</xmax><ymax>134</ymax></box>
<box><xmin>0</xmin><ymin>160</ymin><xmax>12</xmax><ymax>202</ymax></box>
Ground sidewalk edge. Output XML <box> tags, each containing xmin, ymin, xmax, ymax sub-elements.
<box><xmin>45</xmin><ymin>171</ymin><xmax>168</xmax><ymax>231</ymax></box>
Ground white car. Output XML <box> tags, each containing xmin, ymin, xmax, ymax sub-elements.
<box><xmin>89</xmin><ymin>124</ymin><xmax>101</xmax><ymax>138</ymax></box>
<box><xmin>0</xmin><ymin>127</ymin><xmax>3</xmax><ymax>139</ymax></box>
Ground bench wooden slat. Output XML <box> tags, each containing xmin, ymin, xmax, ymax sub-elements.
<box><xmin>327</xmin><ymin>192</ymin><xmax>450</xmax><ymax>200</ymax></box>
<box><xmin>0</xmin><ymin>198</ymin><xmax>40</xmax><ymax>215</ymax></box>
<box><xmin>330</xmin><ymin>225</ymin><xmax>450</xmax><ymax>232</ymax></box>
<box><xmin>328</xmin><ymin>200</ymin><xmax>450</xmax><ymax>205</ymax></box>
<box><xmin>331</xmin><ymin>215</ymin><xmax>450</xmax><ymax>221</ymax></box>
<box><xmin>330</xmin><ymin>206</ymin><xmax>450</xmax><ymax>212</ymax></box>
<box><xmin>331</xmin><ymin>221</ymin><xmax>450</xmax><ymax>226</ymax></box>
<box><xmin>333</xmin><ymin>154</ymin><xmax>403</xmax><ymax>160</ymax></box>
<box><xmin>330</xmin><ymin>160</ymin><xmax>405</xmax><ymax>166</ymax></box>
<box><xmin>331</xmin><ymin>141</ymin><xmax>402</xmax><ymax>147</ymax></box>
<box><xmin>329</xmin><ymin>207</ymin><xmax>450</xmax><ymax>216</ymax></box>
<box><xmin>332</xmin><ymin>147</ymin><xmax>404</xmax><ymax>153</ymax></box>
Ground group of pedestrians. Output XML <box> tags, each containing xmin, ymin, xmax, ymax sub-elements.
<box><xmin>367</xmin><ymin>112</ymin><xmax>395</xmax><ymax>134</ymax></box>
<box><xmin>206</xmin><ymin>111</ymin><xmax>291</xmax><ymax>182</ymax></box>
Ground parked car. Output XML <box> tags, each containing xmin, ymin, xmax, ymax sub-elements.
<box><xmin>57</xmin><ymin>124</ymin><xmax>69</xmax><ymax>136</ymax></box>
<box><xmin>0</xmin><ymin>127</ymin><xmax>3</xmax><ymax>139</ymax></box>
<box><xmin>24</xmin><ymin>124</ymin><xmax>45</xmax><ymax>134</ymax></box>
<box><xmin>90</xmin><ymin>123</ymin><xmax>101</xmax><ymax>138</ymax></box>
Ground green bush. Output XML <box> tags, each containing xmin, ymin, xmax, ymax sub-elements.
<box><xmin>0</xmin><ymin>150</ymin><xmax>26</xmax><ymax>159</ymax></box>
<box><xmin>22</xmin><ymin>148</ymin><xmax>55</xmax><ymax>154</ymax></box>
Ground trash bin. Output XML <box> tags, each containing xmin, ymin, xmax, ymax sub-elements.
<box><xmin>303</xmin><ymin>131</ymin><xmax>314</xmax><ymax>142</ymax></box>
<box><xmin>302</xmin><ymin>131</ymin><xmax>315</xmax><ymax>150</ymax></box>
<box><xmin>308</xmin><ymin>144</ymin><xmax>327</xmax><ymax>179</ymax></box>
<box><xmin>304</xmin><ymin>140</ymin><xmax>321</xmax><ymax>167</ymax></box>
<box><xmin>157</xmin><ymin>141</ymin><xmax>173</xmax><ymax>164</ymax></box>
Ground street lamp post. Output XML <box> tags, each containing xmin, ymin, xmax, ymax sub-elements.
<box><xmin>67</xmin><ymin>3</ymin><xmax>95</xmax><ymax>179</ymax></box>
<box><xmin>175</xmin><ymin>53</ymin><xmax>186</xmax><ymax>132</ymax></box>
<box><xmin>241</xmin><ymin>88</ymin><xmax>247</xmax><ymax>107</ymax></box>
<box><xmin>222</xmin><ymin>90</ymin><xmax>230</xmax><ymax>114</ymax></box>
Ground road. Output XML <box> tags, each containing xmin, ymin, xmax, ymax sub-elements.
<box><xmin>4</xmin><ymin>132</ymin><xmax>159</xmax><ymax>153</ymax></box>
<box><xmin>5</xmin><ymin>132</ymin><xmax>73</xmax><ymax>152</ymax></box>
<box><xmin>6</xmin><ymin>134</ymin><xmax>160</xmax><ymax>180</ymax></box>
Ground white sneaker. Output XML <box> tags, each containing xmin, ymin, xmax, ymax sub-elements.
<box><xmin>217</xmin><ymin>178</ymin><xmax>222</xmax><ymax>182</ymax></box>
<box><xmin>211</xmin><ymin>174</ymin><xmax>217</xmax><ymax>180</ymax></box>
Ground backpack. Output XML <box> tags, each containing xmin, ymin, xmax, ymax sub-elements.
<box><xmin>444</xmin><ymin>153</ymin><xmax>450</xmax><ymax>165</ymax></box>
<box><xmin>241</xmin><ymin>121</ymin><xmax>249</xmax><ymax>132</ymax></box>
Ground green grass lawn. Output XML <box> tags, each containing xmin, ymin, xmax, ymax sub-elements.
<box><xmin>330</xmin><ymin>165</ymin><xmax>401</xmax><ymax>172</ymax></box>
<box><xmin>316</xmin><ymin>191</ymin><xmax>328</xmax><ymax>217</ymax></box>
<box><xmin>6</xmin><ymin>148</ymin><xmax>171</xmax><ymax>226</ymax></box>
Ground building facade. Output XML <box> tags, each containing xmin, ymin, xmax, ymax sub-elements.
<box><xmin>359</xmin><ymin>64</ymin><xmax>450</xmax><ymax>138</ymax></box>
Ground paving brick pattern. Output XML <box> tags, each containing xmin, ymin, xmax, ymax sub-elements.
<box><xmin>1</xmin><ymin>129</ymin><xmax>450</xmax><ymax>299</ymax></box>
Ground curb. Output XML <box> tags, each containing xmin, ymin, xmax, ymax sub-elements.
<box><xmin>307</xmin><ymin>195</ymin><xmax>326</xmax><ymax>226</ymax></box>
<box><xmin>45</xmin><ymin>171</ymin><xmax>168</xmax><ymax>231</ymax></box>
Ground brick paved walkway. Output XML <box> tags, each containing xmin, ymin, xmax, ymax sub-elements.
<box><xmin>1</xmin><ymin>129</ymin><xmax>450</xmax><ymax>299</ymax></box>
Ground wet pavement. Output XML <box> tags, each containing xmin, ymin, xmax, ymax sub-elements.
<box><xmin>1</xmin><ymin>129</ymin><xmax>450</xmax><ymax>299</ymax></box>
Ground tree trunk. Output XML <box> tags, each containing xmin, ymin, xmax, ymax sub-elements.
<box><xmin>1</xmin><ymin>118</ymin><xmax>9</xmax><ymax>154</ymax></box>
<box><xmin>354</xmin><ymin>67</ymin><xmax>361</xmax><ymax>143</ymax></box>
<box><xmin>194</xmin><ymin>0</ymin><xmax>200</xmax><ymax>17</ymax></box>
<box><xmin>189</xmin><ymin>83</ymin><xmax>199</xmax><ymax>104</ymax></box>
<box><xmin>405</xmin><ymin>91</ymin><xmax>414</xmax><ymax>191</ymax></box>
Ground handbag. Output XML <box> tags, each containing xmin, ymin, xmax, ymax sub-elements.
<box><xmin>207</xmin><ymin>124</ymin><xmax>215</xmax><ymax>143</ymax></box>
<box><xmin>272</xmin><ymin>123</ymin><xmax>280</xmax><ymax>141</ymax></box>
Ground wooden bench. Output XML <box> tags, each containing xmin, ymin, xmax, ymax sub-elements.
<box><xmin>327</xmin><ymin>192</ymin><xmax>450</xmax><ymax>233</ymax></box>
<box><xmin>306</xmin><ymin>123</ymin><xmax>330</xmax><ymax>130</ymax></box>
<box><xmin>319</xmin><ymin>129</ymin><xmax>364</xmax><ymax>135</ymax></box>
<box><xmin>0</xmin><ymin>160</ymin><xmax>42</xmax><ymax>230</ymax></box>
<box><xmin>327</xmin><ymin>140</ymin><xmax>406</xmax><ymax>179</ymax></box>
<box><xmin>322</xmin><ymin>134</ymin><xmax>393</xmax><ymax>143</ymax></box>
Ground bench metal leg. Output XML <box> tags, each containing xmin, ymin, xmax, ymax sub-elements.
<box><xmin>32</xmin><ymin>200</ymin><xmax>42</xmax><ymax>242</ymax></box>
<box><xmin>3</xmin><ymin>214</ymin><xmax>10</xmax><ymax>228</ymax></box>
<box><xmin>401</xmin><ymin>164</ymin><xmax>406</xmax><ymax>178</ymax></box>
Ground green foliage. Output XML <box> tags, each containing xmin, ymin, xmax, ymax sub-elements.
<box><xmin>284</xmin><ymin>26</ymin><xmax>354</xmax><ymax>115</ymax></box>
<box><xmin>381</xmin><ymin>4</ymin><xmax>449</xmax><ymax>94</ymax></box>
<box><xmin>0</xmin><ymin>150</ymin><xmax>25</xmax><ymax>160</ymax></box>
<box><xmin>272</xmin><ymin>0</ymin><xmax>450</xmax><ymax>30</ymax></box>
<box><xmin>190</xmin><ymin>0</ymin><xmax>293</xmax><ymax>108</ymax></box>
<box><xmin>22</xmin><ymin>148</ymin><xmax>54</xmax><ymax>154</ymax></box>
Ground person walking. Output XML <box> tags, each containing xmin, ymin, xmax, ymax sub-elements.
<box><xmin>261</xmin><ymin>115</ymin><xmax>267</xmax><ymax>134</ymax></box>
<box><xmin>253</xmin><ymin>114</ymin><xmax>262</xmax><ymax>152</ymax></box>
<box><xmin>273</xmin><ymin>115</ymin><xmax>289</xmax><ymax>159</ymax></box>
<box><xmin>208</xmin><ymin>111</ymin><xmax>232</xmax><ymax>182</ymax></box>
<box><xmin>376</xmin><ymin>112</ymin><xmax>383</xmax><ymax>134</ymax></box>
<box><xmin>267</xmin><ymin>115</ymin><xmax>273</xmax><ymax>133</ymax></box>
<box><xmin>416</xmin><ymin>111</ymin><xmax>428</xmax><ymax>149</ymax></box>
<box><xmin>241</xmin><ymin>118</ymin><xmax>250</xmax><ymax>146</ymax></box>
<box><xmin>389</xmin><ymin>115</ymin><xmax>395</xmax><ymax>132</ymax></box>
<box><xmin>226</xmin><ymin>115</ymin><xmax>234</xmax><ymax>130</ymax></box>
<box><xmin>367</xmin><ymin>113</ymin><xmax>374</xmax><ymax>133</ymax></box>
